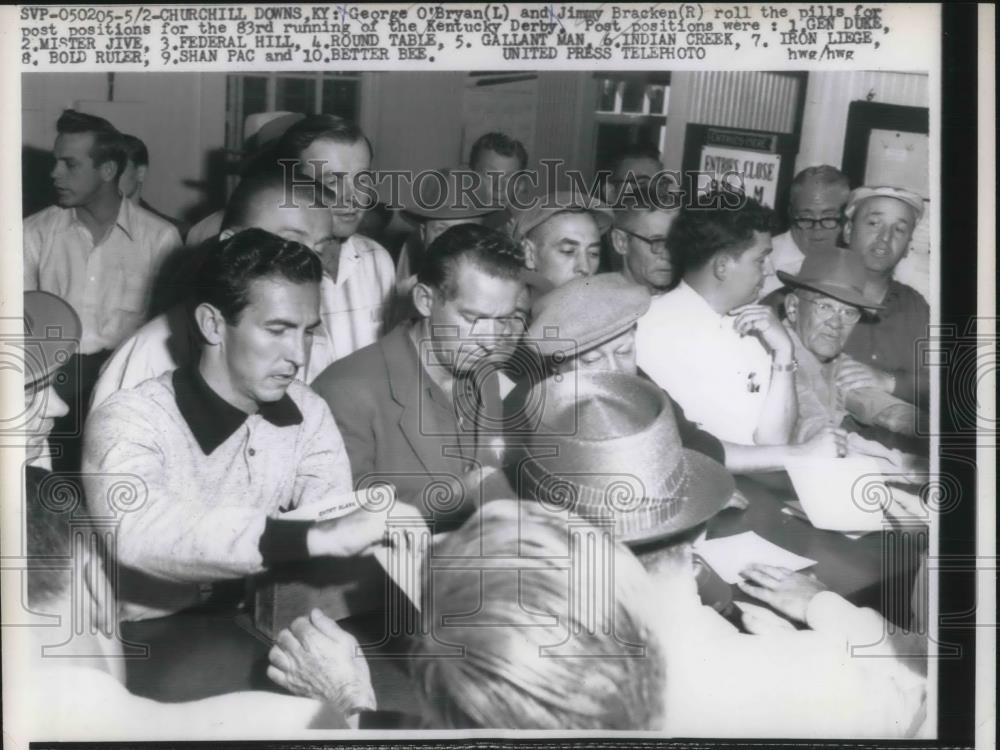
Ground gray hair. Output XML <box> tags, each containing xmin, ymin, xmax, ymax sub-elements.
<box><xmin>409</xmin><ymin>500</ymin><xmax>665</xmax><ymax>730</ymax></box>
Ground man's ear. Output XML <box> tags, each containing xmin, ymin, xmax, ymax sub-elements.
<box><xmin>418</xmin><ymin>223</ymin><xmax>428</xmax><ymax>248</ymax></box>
<box><xmin>610</xmin><ymin>228</ymin><xmax>629</xmax><ymax>257</ymax></box>
<box><xmin>711</xmin><ymin>253</ymin><xmax>729</xmax><ymax>281</ymax></box>
<box><xmin>784</xmin><ymin>292</ymin><xmax>800</xmax><ymax>324</ymax></box>
<box><xmin>194</xmin><ymin>302</ymin><xmax>227</xmax><ymax>345</ymax></box>
<box><xmin>411</xmin><ymin>282</ymin><xmax>436</xmax><ymax>318</ymax></box>
<box><xmin>520</xmin><ymin>238</ymin><xmax>537</xmax><ymax>270</ymax></box>
<box><xmin>841</xmin><ymin>219</ymin><xmax>853</xmax><ymax>246</ymax></box>
<box><xmin>135</xmin><ymin>164</ymin><xmax>148</xmax><ymax>190</ymax></box>
<box><xmin>99</xmin><ymin>160</ymin><xmax>118</xmax><ymax>184</ymax></box>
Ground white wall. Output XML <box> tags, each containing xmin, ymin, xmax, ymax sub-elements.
<box><xmin>21</xmin><ymin>72</ymin><xmax>228</xmax><ymax>221</ymax></box>
<box><xmin>795</xmin><ymin>71</ymin><xmax>929</xmax><ymax>172</ymax></box>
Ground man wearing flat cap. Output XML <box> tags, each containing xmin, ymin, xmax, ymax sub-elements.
<box><xmin>508</xmin><ymin>191</ymin><xmax>613</xmax><ymax>291</ymax></box>
<box><xmin>837</xmin><ymin>186</ymin><xmax>929</xmax><ymax>408</ymax></box>
<box><xmin>779</xmin><ymin>248</ymin><xmax>919</xmax><ymax>447</ymax></box>
<box><xmin>13</xmin><ymin>292</ymin><xmax>79</xmax><ymax>469</ymax></box>
<box><xmin>518</xmin><ymin>274</ymin><xmax>847</xmax><ymax>474</ymax></box>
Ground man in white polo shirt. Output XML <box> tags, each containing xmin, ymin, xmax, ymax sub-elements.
<box><xmin>84</xmin><ymin>229</ymin><xmax>415</xmax><ymax>620</ymax></box>
<box><xmin>637</xmin><ymin>190</ymin><xmax>797</xmax><ymax>446</ymax></box>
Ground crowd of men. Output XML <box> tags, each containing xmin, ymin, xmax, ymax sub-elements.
<box><xmin>19</xmin><ymin>108</ymin><xmax>930</xmax><ymax>737</ymax></box>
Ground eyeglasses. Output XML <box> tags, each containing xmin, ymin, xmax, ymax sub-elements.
<box><xmin>803</xmin><ymin>296</ymin><xmax>862</xmax><ymax>323</ymax></box>
<box><xmin>616</xmin><ymin>227</ymin><xmax>669</xmax><ymax>252</ymax></box>
<box><xmin>791</xmin><ymin>216</ymin><xmax>842</xmax><ymax>230</ymax></box>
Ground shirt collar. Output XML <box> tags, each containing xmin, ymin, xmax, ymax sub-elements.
<box><xmin>172</xmin><ymin>366</ymin><xmax>303</xmax><ymax>455</ymax></box>
<box><xmin>674</xmin><ymin>280</ymin><xmax>725</xmax><ymax>323</ymax></box>
<box><xmin>68</xmin><ymin>196</ymin><xmax>135</xmax><ymax>241</ymax></box>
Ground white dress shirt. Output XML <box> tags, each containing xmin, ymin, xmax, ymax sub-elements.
<box><xmin>23</xmin><ymin>200</ymin><xmax>181</xmax><ymax>353</ymax></box>
<box><xmin>636</xmin><ymin>281</ymin><xmax>773</xmax><ymax>445</ymax></box>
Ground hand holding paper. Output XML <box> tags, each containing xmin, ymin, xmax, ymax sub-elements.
<box><xmin>694</xmin><ymin>531</ymin><xmax>817</xmax><ymax>584</ymax></box>
<box><xmin>784</xmin><ymin>455</ymin><xmax>889</xmax><ymax>532</ymax></box>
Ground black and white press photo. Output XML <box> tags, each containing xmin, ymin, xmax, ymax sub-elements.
<box><xmin>0</xmin><ymin>3</ymin><xmax>992</xmax><ymax>749</ymax></box>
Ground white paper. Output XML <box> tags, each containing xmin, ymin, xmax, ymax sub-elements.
<box><xmin>279</xmin><ymin>485</ymin><xmax>395</xmax><ymax>521</ymax></box>
<box><xmin>695</xmin><ymin>531</ymin><xmax>817</xmax><ymax>584</ymax></box>
<box><xmin>785</xmin><ymin>456</ymin><xmax>889</xmax><ymax>532</ymax></box>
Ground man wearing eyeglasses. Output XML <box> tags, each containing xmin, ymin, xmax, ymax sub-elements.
<box><xmin>609</xmin><ymin>187</ymin><xmax>681</xmax><ymax>294</ymax></box>
<box><xmin>760</xmin><ymin>166</ymin><xmax>850</xmax><ymax>297</ymax></box>
<box><xmin>778</xmin><ymin>247</ymin><xmax>917</xmax><ymax>445</ymax></box>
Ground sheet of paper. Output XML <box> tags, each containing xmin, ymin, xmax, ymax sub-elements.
<box><xmin>695</xmin><ymin>531</ymin><xmax>817</xmax><ymax>584</ymax></box>
<box><xmin>279</xmin><ymin>485</ymin><xmax>395</xmax><ymax>521</ymax></box>
<box><xmin>784</xmin><ymin>456</ymin><xmax>889</xmax><ymax>532</ymax></box>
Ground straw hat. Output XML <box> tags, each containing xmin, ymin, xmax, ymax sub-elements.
<box><xmin>518</xmin><ymin>371</ymin><xmax>735</xmax><ymax>545</ymax></box>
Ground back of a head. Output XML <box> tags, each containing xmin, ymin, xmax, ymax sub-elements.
<box><xmin>222</xmin><ymin>165</ymin><xmax>289</xmax><ymax>231</ymax></box>
<box><xmin>192</xmin><ymin>227</ymin><xmax>321</xmax><ymax>324</ymax></box>
<box><xmin>120</xmin><ymin>133</ymin><xmax>149</xmax><ymax>168</ymax></box>
<box><xmin>469</xmin><ymin>131</ymin><xmax>529</xmax><ymax>171</ymax></box>
<box><xmin>670</xmin><ymin>188</ymin><xmax>775</xmax><ymax>273</ymax></box>
<box><xmin>789</xmin><ymin>164</ymin><xmax>849</xmax><ymax>199</ymax></box>
<box><xmin>611</xmin><ymin>142</ymin><xmax>661</xmax><ymax>172</ymax></box>
<box><xmin>273</xmin><ymin>114</ymin><xmax>372</xmax><ymax>163</ymax></box>
<box><xmin>417</xmin><ymin>224</ymin><xmax>525</xmax><ymax>299</ymax></box>
<box><xmin>409</xmin><ymin>500</ymin><xmax>665</xmax><ymax>730</ymax></box>
<box><xmin>55</xmin><ymin>109</ymin><xmax>126</xmax><ymax>178</ymax></box>
<box><xmin>24</xmin><ymin>467</ymin><xmax>72</xmax><ymax>608</ymax></box>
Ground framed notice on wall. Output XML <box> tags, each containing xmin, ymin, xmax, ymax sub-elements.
<box><xmin>682</xmin><ymin>124</ymin><xmax>800</xmax><ymax>212</ymax></box>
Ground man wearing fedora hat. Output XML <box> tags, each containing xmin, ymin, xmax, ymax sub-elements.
<box><xmin>779</xmin><ymin>247</ymin><xmax>920</xmax><ymax>445</ymax></box>
<box><xmin>17</xmin><ymin>292</ymin><xmax>79</xmax><ymax>469</ymax></box>
<box><xmin>837</xmin><ymin>186</ymin><xmax>929</xmax><ymax>409</ymax></box>
<box><xmin>508</xmin><ymin>191</ymin><xmax>613</xmax><ymax>291</ymax></box>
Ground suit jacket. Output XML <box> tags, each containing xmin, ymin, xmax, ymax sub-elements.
<box><xmin>311</xmin><ymin>322</ymin><xmax>511</xmax><ymax>530</ymax></box>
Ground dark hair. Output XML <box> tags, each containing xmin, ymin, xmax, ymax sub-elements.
<box><xmin>25</xmin><ymin>467</ymin><xmax>73</xmax><ymax>606</ymax></box>
<box><xmin>668</xmin><ymin>189</ymin><xmax>775</xmax><ymax>272</ymax></box>
<box><xmin>417</xmin><ymin>224</ymin><xmax>524</xmax><ymax>300</ymax></box>
<box><xmin>121</xmin><ymin>133</ymin><xmax>149</xmax><ymax>167</ymax></box>
<box><xmin>611</xmin><ymin>143</ymin><xmax>662</xmax><ymax>170</ymax></box>
<box><xmin>55</xmin><ymin>109</ymin><xmax>126</xmax><ymax>179</ymax></box>
<box><xmin>273</xmin><ymin>114</ymin><xmax>373</xmax><ymax>165</ymax></box>
<box><xmin>221</xmin><ymin>163</ymin><xmax>336</xmax><ymax>231</ymax></box>
<box><xmin>469</xmin><ymin>132</ymin><xmax>529</xmax><ymax>171</ymax></box>
<box><xmin>193</xmin><ymin>227</ymin><xmax>322</xmax><ymax>324</ymax></box>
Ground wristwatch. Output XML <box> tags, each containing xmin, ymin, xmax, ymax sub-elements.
<box><xmin>771</xmin><ymin>359</ymin><xmax>799</xmax><ymax>373</ymax></box>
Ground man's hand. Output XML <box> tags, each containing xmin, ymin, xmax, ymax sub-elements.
<box><xmin>268</xmin><ymin>608</ymin><xmax>376</xmax><ymax>714</ymax></box>
<box><xmin>739</xmin><ymin>601</ymin><xmax>797</xmax><ymax>635</ymax></box>
<box><xmin>793</xmin><ymin>425</ymin><xmax>848</xmax><ymax>458</ymax></box>
<box><xmin>836</xmin><ymin>357</ymin><xmax>896</xmax><ymax>394</ymax></box>
<box><xmin>306</xmin><ymin>500</ymin><xmax>423</xmax><ymax>557</ymax></box>
<box><xmin>730</xmin><ymin>304</ymin><xmax>794</xmax><ymax>359</ymax></box>
<box><xmin>723</xmin><ymin>488</ymin><xmax>750</xmax><ymax>511</ymax></box>
<box><xmin>736</xmin><ymin>564</ymin><xmax>829</xmax><ymax>622</ymax></box>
